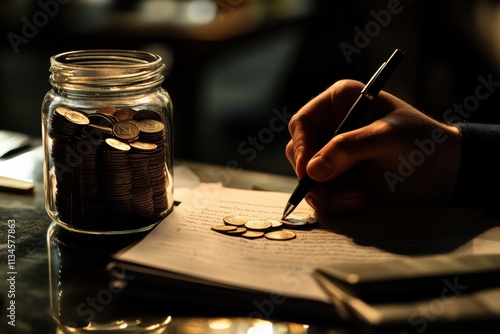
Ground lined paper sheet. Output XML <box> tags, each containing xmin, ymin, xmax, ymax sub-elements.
<box><xmin>115</xmin><ymin>183</ymin><xmax>487</xmax><ymax>303</ymax></box>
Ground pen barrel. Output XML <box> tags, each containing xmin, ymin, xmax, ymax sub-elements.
<box><xmin>289</xmin><ymin>175</ymin><xmax>317</xmax><ymax>205</ymax></box>
<box><xmin>335</xmin><ymin>95</ymin><xmax>372</xmax><ymax>135</ymax></box>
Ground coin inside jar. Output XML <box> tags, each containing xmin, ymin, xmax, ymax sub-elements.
<box><xmin>105</xmin><ymin>138</ymin><xmax>130</xmax><ymax>151</ymax></box>
<box><xmin>129</xmin><ymin>141</ymin><xmax>157</xmax><ymax>151</ymax></box>
<box><xmin>61</xmin><ymin>108</ymin><xmax>90</xmax><ymax>125</ymax></box>
<box><xmin>114</xmin><ymin>108</ymin><xmax>137</xmax><ymax>120</ymax></box>
<box><xmin>96</xmin><ymin>107</ymin><xmax>117</xmax><ymax>115</ymax></box>
<box><xmin>113</xmin><ymin>121</ymin><xmax>140</xmax><ymax>142</ymax></box>
<box><xmin>136</xmin><ymin>119</ymin><xmax>165</xmax><ymax>133</ymax></box>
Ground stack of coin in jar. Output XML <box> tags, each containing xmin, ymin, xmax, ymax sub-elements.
<box><xmin>48</xmin><ymin>106</ymin><xmax>168</xmax><ymax>230</ymax></box>
<box><xmin>211</xmin><ymin>212</ymin><xmax>318</xmax><ymax>241</ymax></box>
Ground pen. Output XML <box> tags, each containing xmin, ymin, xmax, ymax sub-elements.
<box><xmin>282</xmin><ymin>48</ymin><xmax>405</xmax><ymax>220</ymax></box>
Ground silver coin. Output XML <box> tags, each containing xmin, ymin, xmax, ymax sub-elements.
<box><xmin>223</xmin><ymin>215</ymin><xmax>248</xmax><ymax>226</ymax></box>
<box><xmin>282</xmin><ymin>211</ymin><xmax>318</xmax><ymax>228</ymax></box>
<box><xmin>281</xmin><ymin>218</ymin><xmax>308</xmax><ymax>228</ymax></box>
<box><xmin>265</xmin><ymin>230</ymin><xmax>296</xmax><ymax>241</ymax></box>
<box><xmin>245</xmin><ymin>219</ymin><xmax>272</xmax><ymax>231</ymax></box>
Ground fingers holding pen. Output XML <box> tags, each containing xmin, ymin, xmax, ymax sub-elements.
<box><xmin>287</xmin><ymin>80</ymin><xmax>366</xmax><ymax>178</ymax></box>
<box><xmin>305</xmin><ymin>119</ymin><xmax>396</xmax><ymax>182</ymax></box>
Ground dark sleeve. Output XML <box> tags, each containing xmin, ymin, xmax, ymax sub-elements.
<box><xmin>453</xmin><ymin>122</ymin><xmax>500</xmax><ymax>215</ymax></box>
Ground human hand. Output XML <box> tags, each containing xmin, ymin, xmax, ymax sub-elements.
<box><xmin>286</xmin><ymin>79</ymin><xmax>461</xmax><ymax>215</ymax></box>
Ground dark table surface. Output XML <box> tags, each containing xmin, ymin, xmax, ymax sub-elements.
<box><xmin>1</xmin><ymin>143</ymin><xmax>499</xmax><ymax>334</ymax></box>
<box><xmin>0</xmin><ymin>143</ymin><xmax>345</xmax><ymax>334</ymax></box>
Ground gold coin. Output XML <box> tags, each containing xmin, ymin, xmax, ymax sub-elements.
<box><xmin>265</xmin><ymin>230</ymin><xmax>296</xmax><ymax>241</ymax></box>
<box><xmin>226</xmin><ymin>227</ymin><xmax>247</xmax><ymax>235</ymax></box>
<box><xmin>136</xmin><ymin>119</ymin><xmax>165</xmax><ymax>133</ymax></box>
<box><xmin>245</xmin><ymin>220</ymin><xmax>272</xmax><ymax>231</ymax></box>
<box><xmin>96</xmin><ymin>107</ymin><xmax>116</xmax><ymax>115</ymax></box>
<box><xmin>87</xmin><ymin>124</ymin><xmax>113</xmax><ymax>135</ymax></box>
<box><xmin>114</xmin><ymin>108</ymin><xmax>137</xmax><ymax>120</ymax></box>
<box><xmin>133</xmin><ymin>109</ymin><xmax>162</xmax><ymax>121</ymax></box>
<box><xmin>105</xmin><ymin>138</ymin><xmax>130</xmax><ymax>151</ymax></box>
<box><xmin>223</xmin><ymin>215</ymin><xmax>248</xmax><ymax>226</ymax></box>
<box><xmin>241</xmin><ymin>231</ymin><xmax>264</xmax><ymax>239</ymax></box>
<box><xmin>113</xmin><ymin>121</ymin><xmax>140</xmax><ymax>142</ymax></box>
<box><xmin>266</xmin><ymin>219</ymin><xmax>283</xmax><ymax>228</ymax></box>
<box><xmin>130</xmin><ymin>141</ymin><xmax>157</xmax><ymax>151</ymax></box>
<box><xmin>60</xmin><ymin>108</ymin><xmax>90</xmax><ymax>125</ymax></box>
<box><xmin>289</xmin><ymin>212</ymin><xmax>318</xmax><ymax>225</ymax></box>
<box><xmin>211</xmin><ymin>225</ymin><xmax>237</xmax><ymax>232</ymax></box>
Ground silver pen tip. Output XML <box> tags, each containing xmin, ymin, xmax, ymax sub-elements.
<box><xmin>282</xmin><ymin>203</ymin><xmax>296</xmax><ymax>220</ymax></box>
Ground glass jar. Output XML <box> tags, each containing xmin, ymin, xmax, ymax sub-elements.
<box><xmin>42</xmin><ymin>50</ymin><xmax>174</xmax><ymax>234</ymax></box>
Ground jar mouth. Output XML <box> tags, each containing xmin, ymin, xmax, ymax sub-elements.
<box><xmin>49</xmin><ymin>49</ymin><xmax>165</xmax><ymax>93</ymax></box>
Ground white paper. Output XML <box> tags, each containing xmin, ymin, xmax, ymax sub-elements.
<box><xmin>115</xmin><ymin>183</ymin><xmax>488</xmax><ymax>303</ymax></box>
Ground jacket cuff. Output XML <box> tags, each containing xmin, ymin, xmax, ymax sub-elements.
<box><xmin>453</xmin><ymin>122</ymin><xmax>500</xmax><ymax>214</ymax></box>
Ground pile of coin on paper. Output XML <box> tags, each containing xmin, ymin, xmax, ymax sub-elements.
<box><xmin>211</xmin><ymin>212</ymin><xmax>318</xmax><ymax>241</ymax></box>
<box><xmin>48</xmin><ymin>106</ymin><xmax>169</xmax><ymax>230</ymax></box>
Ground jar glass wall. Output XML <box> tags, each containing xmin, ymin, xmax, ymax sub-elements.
<box><xmin>42</xmin><ymin>50</ymin><xmax>174</xmax><ymax>234</ymax></box>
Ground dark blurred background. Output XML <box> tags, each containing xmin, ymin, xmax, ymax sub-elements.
<box><xmin>1</xmin><ymin>0</ymin><xmax>500</xmax><ymax>176</ymax></box>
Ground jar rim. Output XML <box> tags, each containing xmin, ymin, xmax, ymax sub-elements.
<box><xmin>49</xmin><ymin>49</ymin><xmax>165</xmax><ymax>93</ymax></box>
<box><xmin>51</xmin><ymin>49</ymin><xmax>163</xmax><ymax>69</ymax></box>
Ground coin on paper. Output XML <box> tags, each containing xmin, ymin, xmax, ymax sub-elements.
<box><xmin>265</xmin><ymin>230</ymin><xmax>296</xmax><ymax>241</ymax></box>
<box><xmin>245</xmin><ymin>220</ymin><xmax>272</xmax><ymax>231</ymax></box>
<box><xmin>281</xmin><ymin>218</ymin><xmax>308</xmax><ymax>228</ymax></box>
<box><xmin>223</xmin><ymin>215</ymin><xmax>248</xmax><ymax>226</ymax></box>
<box><xmin>286</xmin><ymin>212</ymin><xmax>311</xmax><ymax>220</ymax></box>
<box><xmin>96</xmin><ymin>107</ymin><xmax>117</xmax><ymax>115</ymax></box>
<box><xmin>241</xmin><ymin>231</ymin><xmax>264</xmax><ymax>239</ymax></box>
<box><xmin>266</xmin><ymin>219</ymin><xmax>283</xmax><ymax>228</ymax></box>
<box><xmin>225</xmin><ymin>227</ymin><xmax>247</xmax><ymax>235</ymax></box>
<box><xmin>281</xmin><ymin>211</ymin><xmax>318</xmax><ymax>228</ymax></box>
<box><xmin>211</xmin><ymin>225</ymin><xmax>237</xmax><ymax>233</ymax></box>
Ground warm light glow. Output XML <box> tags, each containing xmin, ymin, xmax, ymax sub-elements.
<box><xmin>247</xmin><ymin>321</ymin><xmax>273</xmax><ymax>334</ymax></box>
<box><xmin>208</xmin><ymin>317</ymin><xmax>232</xmax><ymax>330</ymax></box>
<box><xmin>186</xmin><ymin>0</ymin><xmax>217</xmax><ymax>25</ymax></box>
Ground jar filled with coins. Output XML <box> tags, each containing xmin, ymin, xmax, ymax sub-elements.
<box><xmin>42</xmin><ymin>50</ymin><xmax>174</xmax><ymax>234</ymax></box>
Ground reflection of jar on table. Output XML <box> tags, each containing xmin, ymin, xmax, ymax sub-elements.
<box><xmin>47</xmin><ymin>222</ymin><xmax>171</xmax><ymax>333</ymax></box>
